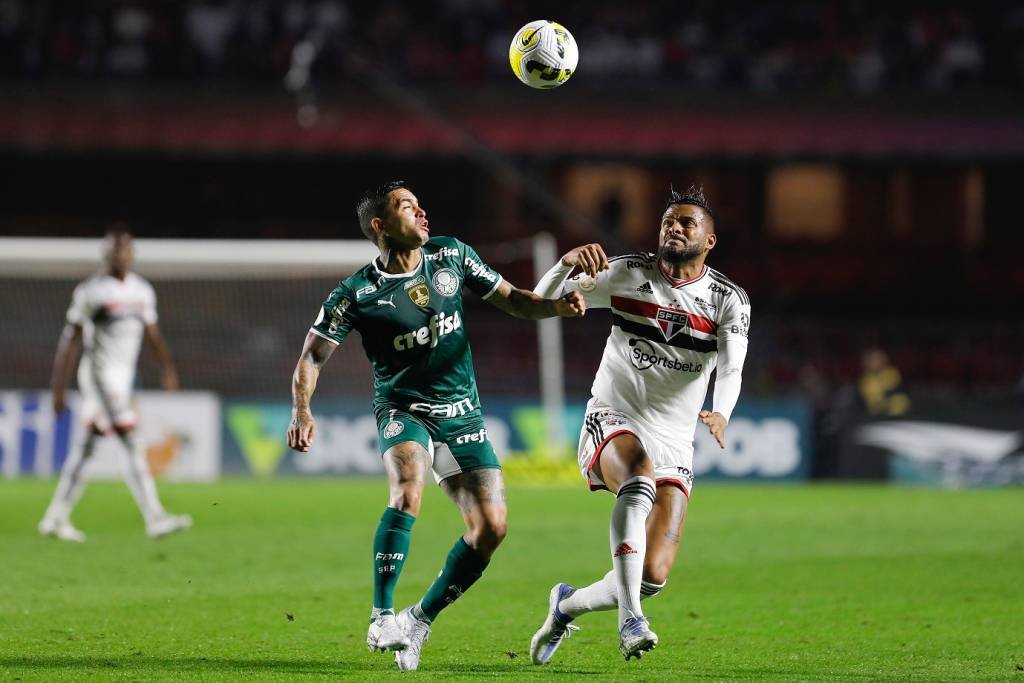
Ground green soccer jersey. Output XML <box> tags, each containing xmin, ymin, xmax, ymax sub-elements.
<box><xmin>310</xmin><ymin>236</ymin><xmax>503</xmax><ymax>418</ymax></box>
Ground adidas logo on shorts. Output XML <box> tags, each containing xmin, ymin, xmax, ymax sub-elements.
<box><xmin>635</xmin><ymin>282</ymin><xmax>653</xmax><ymax>294</ymax></box>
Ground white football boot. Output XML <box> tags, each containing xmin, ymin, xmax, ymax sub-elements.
<box><xmin>530</xmin><ymin>583</ymin><xmax>580</xmax><ymax>665</ymax></box>
<box><xmin>38</xmin><ymin>516</ymin><xmax>86</xmax><ymax>543</ymax></box>
<box><xmin>366</xmin><ymin>611</ymin><xmax>409</xmax><ymax>652</ymax></box>
<box><xmin>146</xmin><ymin>513</ymin><xmax>193</xmax><ymax>539</ymax></box>
<box><xmin>394</xmin><ymin>606</ymin><xmax>431</xmax><ymax>671</ymax></box>
<box><xmin>619</xmin><ymin>615</ymin><xmax>658</xmax><ymax>660</ymax></box>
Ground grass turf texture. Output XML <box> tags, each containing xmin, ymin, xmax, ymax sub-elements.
<box><xmin>1</xmin><ymin>480</ymin><xmax>1022</xmax><ymax>681</ymax></box>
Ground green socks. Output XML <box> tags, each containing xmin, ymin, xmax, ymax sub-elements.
<box><xmin>372</xmin><ymin>507</ymin><xmax>415</xmax><ymax>611</ymax></box>
<box><xmin>418</xmin><ymin>537</ymin><xmax>490</xmax><ymax>622</ymax></box>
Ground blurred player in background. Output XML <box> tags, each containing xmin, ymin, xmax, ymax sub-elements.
<box><xmin>286</xmin><ymin>180</ymin><xmax>584</xmax><ymax>671</ymax></box>
<box><xmin>530</xmin><ymin>185</ymin><xmax>751</xmax><ymax>662</ymax></box>
<box><xmin>39</xmin><ymin>225</ymin><xmax>191</xmax><ymax>542</ymax></box>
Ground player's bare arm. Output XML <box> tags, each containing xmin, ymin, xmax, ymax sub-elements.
<box><xmin>144</xmin><ymin>323</ymin><xmax>179</xmax><ymax>391</ymax></box>
<box><xmin>560</xmin><ymin>242</ymin><xmax>609</xmax><ymax>277</ymax></box>
<box><xmin>699</xmin><ymin>410</ymin><xmax>728</xmax><ymax>449</ymax></box>
<box><xmin>50</xmin><ymin>323</ymin><xmax>83</xmax><ymax>414</ymax></box>
<box><xmin>288</xmin><ymin>332</ymin><xmax>337</xmax><ymax>452</ymax></box>
<box><xmin>485</xmin><ymin>279</ymin><xmax>586</xmax><ymax>319</ymax></box>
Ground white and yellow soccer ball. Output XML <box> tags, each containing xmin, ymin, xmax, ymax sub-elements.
<box><xmin>509</xmin><ymin>20</ymin><xmax>579</xmax><ymax>89</ymax></box>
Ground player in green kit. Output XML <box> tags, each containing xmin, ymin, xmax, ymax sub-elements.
<box><xmin>287</xmin><ymin>180</ymin><xmax>585</xmax><ymax>671</ymax></box>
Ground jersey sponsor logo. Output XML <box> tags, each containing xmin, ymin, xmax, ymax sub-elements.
<box><xmin>628</xmin><ymin>338</ymin><xmax>704</xmax><ymax>373</ymax></box>
<box><xmin>656</xmin><ymin>308</ymin><xmax>690</xmax><ymax>342</ymax></box>
<box><xmin>403</xmin><ymin>274</ymin><xmax>426</xmax><ymax>290</ymax></box>
<box><xmin>432</xmin><ymin>268</ymin><xmax>460</xmax><ymax>297</ymax></box>
<box><xmin>455</xmin><ymin>428</ymin><xmax>488</xmax><ymax>445</ymax></box>
<box><xmin>597</xmin><ymin>410</ymin><xmax>628</xmax><ymax>428</ymax></box>
<box><xmin>393</xmin><ymin>310</ymin><xmax>462</xmax><ymax>351</ymax></box>
<box><xmin>736</xmin><ymin>312</ymin><xmax>750</xmax><ymax>337</ymax></box>
<box><xmin>694</xmin><ymin>296</ymin><xmax>718</xmax><ymax>312</ymax></box>
<box><xmin>407</xmin><ymin>283</ymin><xmax>431</xmax><ymax>307</ymax></box>
<box><xmin>375</xmin><ymin>552</ymin><xmax>405</xmax><ymax>561</ymax></box>
<box><xmin>626</xmin><ymin>260</ymin><xmax>650</xmax><ymax>269</ymax></box>
<box><xmin>377</xmin><ymin>295</ymin><xmax>396</xmax><ymax>308</ymax></box>
<box><xmin>424</xmin><ymin>246</ymin><xmax>459</xmax><ymax>261</ymax></box>
<box><xmin>383</xmin><ymin>420</ymin><xmax>405</xmax><ymax>439</ymax></box>
<box><xmin>332</xmin><ymin>298</ymin><xmax>351</xmax><ymax>317</ymax></box>
<box><xmin>327</xmin><ymin>298</ymin><xmax>351</xmax><ymax>335</ymax></box>
<box><xmin>463</xmin><ymin>256</ymin><xmax>497</xmax><ymax>283</ymax></box>
<box><xmin>356</xmin><ymin>284</ymin><xmax>377</xmax><ymax>298</ymax></box>
<box><xmin>408</xmin><ymin>397</ymin><xmax>474</xmax><ymax>419</ymax></box>
<box><xmin>709</xmin><ymin>282</ymin><xmax>732</xmax><ymax>297</ymax></box>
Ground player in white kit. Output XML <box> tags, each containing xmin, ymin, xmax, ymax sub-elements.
<box><xmin>39</xmin><ymin>226</ymin><xmax>192</xmax><ymax>542</ymax></box>
<box><xmin>529</xmin><ymin>185</ymin><xmax>750</xmax><ymax>662</ymax></box>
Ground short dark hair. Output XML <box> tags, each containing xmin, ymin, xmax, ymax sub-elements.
<box><xmin>104</xmin><ymin>221</ymin><xmax>133</xmax><ymax>239</ymax></box>
<box><xmin>356</xmin><ymin>180</ymin><xmax>409</xmax><ymax>242</ymax></box>
<box><xmin>666</xmin><ymin>184</ymin><xmax>714</xmax><ymax>219</ymax></box>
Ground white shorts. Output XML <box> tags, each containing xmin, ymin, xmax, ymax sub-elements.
<box><xmin>577</xmin><ymin>397</ymin><xmax>693</xmax><ymax>496</ymax></box>
<box><xmin>78</xmin><ymin>362</ymin><xmax>137</xmax><ymax>433</ymax></box>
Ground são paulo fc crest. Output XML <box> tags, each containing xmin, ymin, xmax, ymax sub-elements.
<box><xmin>407</xmin><ymin>284</ymin><xmax>431</xmax><ymax>307</ymax></box>
<box><xmin>432</xmin><ymin>268</ymin><xmax>460</xmax><ymax>297</ymax></box>
<box><xmin>383</xmin><ymin>421</ymin><xmax>405</xmax><ymax>439</ymax></box>
<box><xmin>656</xmin><ymin>308</ymin><xmax>690</xmax><ymax>341</ymax></box>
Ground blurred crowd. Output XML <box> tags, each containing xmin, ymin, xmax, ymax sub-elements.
<box><xmin>2</xmin><ymin>0</ymin><xmax>1023</xmax><ymax>93</ymax></box>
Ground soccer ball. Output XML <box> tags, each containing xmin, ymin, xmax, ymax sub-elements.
<box><xmin>509</xmin><ymin>20</ymin><xmax>579</xmax><ymax>89</ymax></box>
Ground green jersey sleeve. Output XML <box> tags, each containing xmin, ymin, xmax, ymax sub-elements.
<box><xmin>457</xmin><ymin>239</ymin><xmax>503</xmax><ymax>299</ymax></box>
<box><xmin>310</xmin><ymin>283</ymin><xmax>358</xmax><ymax>344</ymax></box>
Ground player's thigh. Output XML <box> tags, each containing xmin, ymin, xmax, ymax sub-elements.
<box><xmin>644</xmin><ymin>484</ymin><xmax>689</xmax><ymax>584</ymax></box>
<box><xmin>593</xmin><ymin>433</ymin><xmax>654</xmax><ymax>493</ymax></box>
<box><xmin>378</xmin><ymin>411</ymin><xmax>432</xmax><ymax>495</ymax></box>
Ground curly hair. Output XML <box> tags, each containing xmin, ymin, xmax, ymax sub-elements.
<box><xmin>666</xmin><ymin>183</ymin><xmax>714</xmax><ymax>219</ymax></box>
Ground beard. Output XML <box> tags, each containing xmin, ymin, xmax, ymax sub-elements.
<box><xmin>658</xmin><ymin>240</ymin><xmax>703</xmax><ymax>264</ymax></box>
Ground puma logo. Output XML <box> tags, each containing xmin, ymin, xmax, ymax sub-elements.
<box><xmin>377</xmin><ymin>296</ymin><xmax>396</xmax><ymax>308</ymax></box>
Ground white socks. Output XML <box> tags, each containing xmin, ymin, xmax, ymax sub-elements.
<box><xmin>43</xmin><ymin>431</ymin><xmax>96</xmax><ymax>521</ymax></box>
<box><xmin>560</xmin><ymin>569</ymin><xmax>618</xmax><ymax>617</ymax></box>
<box><xmin>560</xmin><ymin>476</ymin><xmax>657</xmax><ymax>624</ymax></box>
<box><xmin>611</xmin><ymin>476</ymin><xmax>656</xmax><ymax>625</ymax></box>
<box><xmin>117</xmin><ymin>432</ymin><xmax>166</xmax><ymax>523</ymax></box>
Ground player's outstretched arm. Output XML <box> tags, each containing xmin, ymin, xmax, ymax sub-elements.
<box><xmin>533</xmin><ymin>243</ymin><xmax>609</xmax><ymax>297</ymax></box>
<box><xmin>485</xmin><ymin>280</ymin><xmax>586</xmax><ymax>320</ymax></box>
<box><xmin>288</xmin><ymin>332</ymin><xmax>337</xmax><ymax>452</ymax></box>
<box><xmin>50</xmin><ymin>323</ymin><xmax>82</xmax><ymax>414</ymax></box>
<box><xmin>144</xmin><ymin>323</ymin><xmax>179</xmax><ymax>391</ymax></box>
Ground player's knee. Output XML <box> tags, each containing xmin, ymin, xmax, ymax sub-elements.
<box><xmin>388</xmin><ymin>488</ymin><xmax>423</xmax><ymax>515</ymax></box>
<box><xmin>469</xmin><ymin>512</ymin><xmax>507</xmax><ymax>553</ymax></box>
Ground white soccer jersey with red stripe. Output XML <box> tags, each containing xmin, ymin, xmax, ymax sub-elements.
<box><xmin>564</xmin><ymin>253</ymin><xmax>750</xmax><ymax>449</ymax></box>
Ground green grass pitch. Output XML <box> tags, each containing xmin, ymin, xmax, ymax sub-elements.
<box><xmin>1</xmin><ymin>479</ymin><xmax>1022</xmax><ymax>680</ymax></box>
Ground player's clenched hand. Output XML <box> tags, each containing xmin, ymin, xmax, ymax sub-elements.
<box><xmin>699</xmin><ymin>410</ymin><xmax>727</xmax><ymax>449</ymax></box>
<box><xmin>555</xmin><ymin>291</ymin><xmax>586</xmax><ymax>317</ymax></box>
<box><xmin>288</xmin><ymin>412</ymin><xmax>316</xmax><ymax>452</ymax></box>
<box><xmin>561</xmin><ymin>243</ymin><xmax>609</xmax><ymax>278</ymax></box>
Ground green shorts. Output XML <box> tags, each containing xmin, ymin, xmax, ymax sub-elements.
<box><xmin>375</xmin><ymin>407</ymin><xmax>500</xmax><ymax>482</ymax></box>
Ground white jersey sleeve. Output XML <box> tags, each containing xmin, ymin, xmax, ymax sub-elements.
<box><xmin>65</xmin><ymin>282</ymin><xmax>92</xmax><ymax>326</ymax></box>
<box><xmin>533</xmin><ymin>261</ymin><xmax>613</xmax><ymax>309</ymax></box>
<box><xmin>711</xmin><ymin>285</ymin><xmax>751</xmax><ymax>422</ymax></box>
<box><xmin>140</xmin><ymin>279</ymin><xmax>158</xmax><ymax>325</ymax></box>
